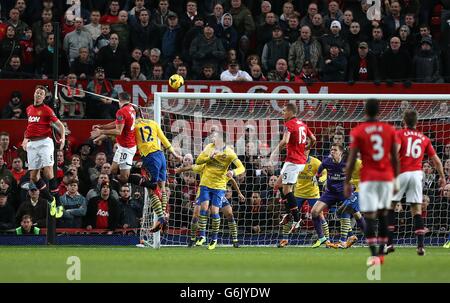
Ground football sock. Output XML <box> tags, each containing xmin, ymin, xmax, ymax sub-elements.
<box><xmin>161</xmin><ymin>191</ymin><xmax>168</xmax><ymax>213</ymax></box>
<box><xmin>313</xmin><ymin>216</ymin><xmax>324</xmax><ymax>239</ymax></box>
<box><xmin>377</xmin><ymin>214</ymin><xmax>388</xmax><ymax>256</ymax></box>
<box><xmin>365</xmin><ymin>217</ymin><xmax>378</xmax><ymax>256</ymax></box>
<box><xmin>227</xmin><ymin>217</ymin><xmax>238</xmax><ymax>242</ymax></box>
<box><xmin>198</xmin><ymin>210</ymin><xmax>208</xmax><ymax>238</ymax></box>
<box><xmin>413</xmin><ymin>214</ymin><xmax>425</xmax><ymax>248</ymax></box>
<box><xmin>282</xmin><ymin>222</ymin><xmax>291</xmax><ymax>240</ymax></box>
<box><xmin>285</xmin><ymin>192</ymin><xmax>301</xmax><ymax>222</ymax></box>
<box><xmin>340</xmin><ymin>214</ymin><xmax>351</xmax><ymax>242</ymax></box>
<box><xmin>150</xmin><ymin>194</ymin><xmax>164</xmax><ymax>220</ymax></box>
<box><xmin>321</xmin><ymin>218</ymin><xmax>330</xmax><ymax>239</ymax></box>
<box><xmin>190</xmin><ymin>217</ymin><xmax>199</xmax><ymax>240</ymax></box>
<box><xmin>356</xmin><ymin>216</ymin><xmax>366</xmax><ymax>232</ymax></box>
<box><xmin>211</xmin><ymin>213</ymin><xmax>220</xmax><ymax>241</ymax></box>
<box><xmin>387</xmin><ymin>208</ymin><xmax>395</xmax><ymax>246</ymax></box>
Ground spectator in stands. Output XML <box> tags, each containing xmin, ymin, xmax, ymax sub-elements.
<box><xmin>0</xmin><ymin>25</ymin><xmax>21</xmax><ymax>68</ymax></box>
<box><xmin>182</xmin><ymin>14</ymin><xmax>206</xmax><ymax>59</ymax></box>
<box><xmin>88</xmin><ymin>152</ymin><xmax>107</xmax><ymax>186</ymax></box>
<box><xmin>229</xmin><ymin>0</ymin><xmax>255</xmax><ymax>39</ymax></box>
<box><xmin>368</xmin><ymin>27</ymin><xmax>388</xmax><ymax>61</ymax></box>
<box><xmin>255</xmin><ymin>12</ymin><xmax>277</xmax><ymax>55</ymax></box>
<box><xmin>19</xmin><ymin>27</ymin><xmax>34</xmax><ymax>73</ymax></box>
<box><xmin>130</xmin><ymin>47</ymin><xmax>149</xmax><ymax>76</ymax></box>
<box><xmin>250</xmin><ymin>64</ymin><xmax>266</xmax><ymax>81</ymax></box>
<box><xmin>86</xmin><ymin>173</ymin><xmax>119</xmax><ymax>202</ymax></box>
<box><xmin>111</xmin><ymin>10</ymin><xmax>131</xmax><ymax>51</ymax></box>
<box><xmin>85</xmin><ymin>181</ymin><xmax>120</xmax><ymax>232</ymax></box>
<box><xmin>94</xmin><ymin>24</ymin><xmax>111</xmax><ymax>53</ymax></box>
<box><xmin>322</xmin><ymin>20</ymin><xmax>350</xmax><ymax>57</ymax></box>
<box><xmin>418</xmin><ymin>24</ymin><xmax>440</xmax><ymax>55</ymax></box>
<box><xmin>145</xmin><ymin>48</ymin><xmax>162</xmax><ymax>77</ymax></box>
<box><xmin>100</xmin><ymin>162</ymin><xmax>120</xmax><ymax>192</ymax></box>
<box><xmin>197</xmin><ymin>63</ymin><xmax>219</xmax><ymax>80</ymax></box>
<box><xmin>0</xmin><ymin>176</ymin><xmax>16</xmax><ymax>208</ymax></box>
<box><xmin>398</xmin><ymin>25</ymin><xmax>416</xmax><ymax>58</ymax></box>
<box><xmin>310</xmin><ymin>13</ymin><xmax>326</xmax><ymax>40</ymax></box>
<box><xmin>121</xmin><ymin>61</ymin><xmax>147</xmax><ymax>81</ymax></box>
<box><xmin>445</xmin><ymin>159</ymin><xmax>450</xmax><ymax>183</ymax></box>
<box><xmin>10</xmin><ymin>157</ymin><xmax>26</xmax><ymax>184</ymax></box>
<box><xmin>86</xmin><ymin>66</ymin><xmax>118</xmax><ymax>119</ymax></box>
<box><xmin>15</xmin><ymin>184</ymin><xmax>47</xmax><ymax>227</ymax></box>
<box><xmin>34</xmin><ymin>21</ymin><xmax>53</xmax><ymax>55</ymax></box>
<box><xmin>207</xmin><ymin>2</ymin><xmax>225</xmax><ymax>32</ymax></box>
<box><xmin>190</xmin><ymin>23</ymin><xmax>225</xmax><ymax>77</ymax></box>
<box><xmin>284</xmin><ymin>15</ymin><xmax>300</xmax><ymax>43</ymax></box>
<box><xmin>58</xmin><ymin>73</ymin><xmax>85</xmax><ymax>118</ymax></box>
<box><xmin>321</xmin><ymin>44</ymin><xmax>347</xmax><ymax>82</ymax></box>
<box><xmin>96</xmin><ymin>33</ymin><xmax>129</xmax><ymax>79</ymax></box>
<box><xmin>160</xmin><ymin>12</ymin><xmax>185</xmax><ymax>63</ymax></box>
<box><xmin>268</xmin><ymin>58</ymin><xmax>295</xmax><ymax>82</ymax></box>
<box><xmin>118</xmin><ymin>184</ymin><xmax>143</xmax><ymax>229</ymax></box>
<box><xmin>404</xmin><ymin>13</ymin><xmax>419</xmax><ymax>37</ymax></box>
<box><xmin>37</xmin><ymin>31</ymin><xmax>70</xmax><ymax>79</ymax></box>
<box><xmin>7</xmin><ymin>8</ymin><xmax>28</xmax><ymax>40</ymax></box>
<box><xmin>423</xmin><ymin>161</ymin><xmax>438</xmax><ymax>198</ymax></box>
<box><xmin>0</xmin><ymin>191</ymin><xmax>15</xmax><ymax>231</ymax></box>
<box><xmin>413</xmin><ymin>37</ymin><xmax>443</xmax><ymax>83</ymax></box>
<box><xmin>84</xmin><ymin>10</ymin><xmax>102</xmax><ymax>41</ymax></box>
<box><xmin>148</xmin><ymin>63</ymin><xmax>164</xmax><ymax>80</ymax></box>
<box><xmin>348</xmin><ymin>42</ymin><xmax>380</xmax><ymax>83</ymax></box>
<box><xmin>180</xmin><ymin>0</ymin><xmax>200</xmax><ymax>32</ymax></box>
<box><xmin>0</xmin><ymin>56</ymin><xmax>29</xmax><ymax>79</ymax></box>
<box><xmin>300</xmin><ymin>2</ymin><xmax>318</xmax><ymax>28</ymax></box>
<box><xmin>31</xmin><ymin>8</ymin><xmax>53</xmax><ymax>54</ymax></box>
<box><xmin>384</xmin><ymin>0</ymin><xmax>405</xmax><ymax>37</ymax></box>
<box><xmin>129</xmin><ymin>0</ymin><xmax>147</xmax><ymax>25</ymax></box>
<box><xmin>248</xmin><ymin>191</ymin><xmax>264</xmax><ymax>233</ymax></box>
<box><xmin>261</xmin><ymin>24</ymin><xmax>290</xmax><ymax>72</ymax></box>
<box><xmin>176</xmin><ymin>64</ymin><xmax>189</xmax><ymax>80</ymax></box>
<box><xmin>152</xmin><ymin>0</ymin><xmax>175</xmax><ymax>27</ymax></box>
<box><xmin>59</xmin><ymin>179</ymin><xmax>87</xmax><ymax>228</ymax></box>
<box><xmin>63</xmin><ymin>17</ymin><xmax>93</xmax><ymax>65</ymax></box>
<box><xmin>340</xmin><ymin>10</ymin><xmax>354</xmax><ymax>38</ymax></box>
<box><xmin>279</xmin><ymin>1</ymin><xmax>298</xmax><ymax>30</ymax></box>
<box><xmin>0</xmin><ymin>132</ymin><xmax>16</xmax><ymax>168</ymax></box>
<box><xmin>130</xmin><ymin>9</ymin><xmax>160</xmax><ymax>53</ymax></box>
<box><xmin>163</xmin><ymin>53</ymin><xmax>183</xmax><ymax>79</ymax></box>
<box><xmin>246</xmin><ymin>54</ymin><xmax>262</xmax><ymax>71</ymax></box>
<box><xmin>77</xmin><ymin>142</ymin><xmax>95</xmax><ymax>173</ymax></box>
<box><xmin>100</xmin><ymin>0</ymin><xmax>120</xmax><ymax>25</ymax></box>
<box><xmin>346</xmin><ymin>21</ymin><xmax>368</xmax><ymax>58</ymax></box>
<box><xmin>215</xmin><ymin>12</ymin><xmax>238</xmax><ymax>52</ymax></box>
<box><xmin>57</xmin><ymin>170</ymin><xmax>75</xmax><ymax>196</ymax></box>
<box><xmin>1</xmin><ymin>90</ymin><xmax>26</xmax><ymax>119</ymax></box>
<box><xmin>288</xmin><ymin>25</ymin><xmax>322</xmax><ymax>75</ymax></box>
<box><xmin>381</xmin><ymin>36</ymin><xmax>412</xmax><ymax>85</ymax></box>
<box><xmin>294</xmin><ymin>60</ymin><xmax>319</xmax><ymax>83</ymax></box>
<box><xmin>323</xmin><ymin>1</ymin><xmax>343</xmax><ymax>29</ymax></box>
<box><xmin>220</xmin><ymin>60</ymin><xmax>252</xmax><ymax>81</ymax></box>
<box><xmin>70</xmin><ymin>47</ymin><xmax>94</xmax><ymax>80</ymax></box>
<box><xmin>16</xmin><ymin>214</ymin><xmax>40</xmax><ymax>235</ymax></box>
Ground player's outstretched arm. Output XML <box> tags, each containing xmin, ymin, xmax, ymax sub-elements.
<box><xmin>270</xmin><ymin>131</ymin><xmax>291</xmax><ymax>162</ymax></box>
<box><xmin>91</xmin><ymin>123</ymin><xmax>124</xmax><ymax>139</ymax></box>
<box><xmin>175</xmin><ymin>165</ymin><xmax>193</xmax><ymax>174</ymax></box>
<box><xmin>344</xmin><ymin>147</ymin><xmax>358</xmax><ymax>198</ymax></box>
<box><xmin>430</xmin><ymin>154</ymin><xmax>446</xmax><ymax>189</ymax></box>
<box><xmin>228</xmin><ymin>177</ymin><xmax>245</xmax><ymax>202</ymax></box>
<box><xmin>156</xmin><ymin>124</ymin><xmax>183</xmax><ymax>162</ymax></box>
<box><xmin>93</xmin><ymin>121</ymin><xmax>116</xmax><ymax>130</ymax></box>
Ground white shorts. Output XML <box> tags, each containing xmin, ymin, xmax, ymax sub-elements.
<box><xmin>359</xmin><ymin>181</ymin><xmax>394</xmax><ymax>212</ymax></box>
<box><xmin>392</xmin><ymin>170</ymin><xmax>423</xmax><ymax>204</ymax></box>
<box><xmin>112</xmin><ymin>144</ymin><xmax>137</xmax><ymax>170</ymax></box>
<box><xmin>280</xmin><ymin>162</ymin><xmax>305</xmax><ymax>185</ymax></box>
<box><xmin>27</xmin><ymin>137</ymin><xmax>54</xmax><ymax>170</ymax></box>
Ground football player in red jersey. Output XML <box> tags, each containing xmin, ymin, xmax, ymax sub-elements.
<box><xmin>22</xmin><ymin>85</ymin><xmax>66</xmax><ymax>217</ymax></box>
<box><xmin>345</xmin><ymin>99</ymin><xmax>400</xmax><ymax>266</ymax></box>
<box><xmin>91</xmin><ymin>92</ymin><xmax>137</xmax><ymax>185</ymax></box>
<box><xmin>387</xmin><ymin>109</ymin><xmax>446</xmax><ymax>256</ymax></box>
<box><xmin>270</xmin><ymin>104</ymin><xmax>316</xmax><ymax>234</ymax></box>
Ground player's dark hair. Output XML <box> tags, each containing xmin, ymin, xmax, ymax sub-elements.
<box><xmin>35</xmin><ymin>85</ymin><xmax>48</xmax><ymax>94</ymax></box>
<box><xmin>118</xmin><ymin>91</ymin><xmax>130</xmax><ymax>101</ymax></box>
<box><xmin>403</xmin><ymin>109</ymin><xmax>418</xmax><ymax>128</ymax></box>
<box><xmin>331</xmin><ymin>143</ymin><xmax>344</xmax><ymax>152</ymax></box>
<box><xmin>285</xmin><ymin>103</ymin><xmax>298</xmax><ymax>115</ymax></box>
<box><xmin>365</xmin><ymin>98</ymin><xmax>379</xmax><ymax>118</ymax></box>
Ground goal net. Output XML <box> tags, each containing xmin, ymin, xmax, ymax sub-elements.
<box><xmin>139</xmin><ymin>93</ymin><xmax>449</xmax><ymax>247</ymax></box>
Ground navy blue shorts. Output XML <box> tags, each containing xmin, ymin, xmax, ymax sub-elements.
<box><xmin>319</xmin><ymin>191</ymin><xmax>346</xmax><ymax>207</ymax></box>
<box><xmin>198</xmin><ymin>186</ymin><xmax>225</xmax><ymax>208</ymax></box>
<box><xmin>142</xmin><ymin>150</ymin><xmax>167</xmax><ymax>183</ymax></box>
<box><xmin>342</xmin><ymin>192</ymin><xmax>360</xmax><ymax>213</ymax></box>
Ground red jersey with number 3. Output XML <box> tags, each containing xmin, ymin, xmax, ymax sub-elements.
<box><xmin>284</xmin><ymin>118</ymin><xmax>313</xmax><ymax>164</ymax></box>
<box><xmin>25</xmin><ymin>104</ymin><xmax>58</xmax><ymax>139</ymax></box>
<box><xmin>115</xmin><ymin>104</ymin><xmax>136</xmax><ymax>148</ymax></box>
<box><xmin>396</xmin><ymin>129</ymin><xmax>436</xmax><ymax>173</ymax></box>
<box><xmin>350</xmin><ymin>121</ymin><xmax>396</xmax><ymax>182</ymax></box>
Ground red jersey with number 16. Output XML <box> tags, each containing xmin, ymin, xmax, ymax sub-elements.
<box><xmin>284</xmin><ymin>118</ymin><xmax>313</xmax><ymax>164</ymax></box>
<box><xmin>25</xmin><ymin>104</ymin><xmax>58</xmax><ymax>139</ymax></box>
<box><xmin>115</xmin><ymin>104</ymin><xmax>136</xmax><ymax>148</ymax></box>
<box><xmin>396</xmin><ymin>129</ymin><xmax>436</xmax><ymax>173</ymax></box>
<box><xmin>350</xmin><ymin>121</ymin><xmax>396</xmax><ymax>182</ymax></box>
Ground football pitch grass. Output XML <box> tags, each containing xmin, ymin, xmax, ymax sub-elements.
<box><xmin>0</xmin><ymin>246</ymin><xmax>449</xmax><ymax>283</ymax></box>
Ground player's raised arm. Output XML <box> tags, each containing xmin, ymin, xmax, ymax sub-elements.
<box><xmin>227</xmin><ymin>158</ymin><xmax>245</xmax><ymax>178</ymax></box>
<box><xmin>156</xmin><ymin>123</ymin><xmax>182</xmax><ymax>162</ymax></box>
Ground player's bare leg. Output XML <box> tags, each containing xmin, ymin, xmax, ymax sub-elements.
<box><xmin>411</xmin><ymin>203</ymin><xmax>426</xmax><ymax>256</ymax></box>
<box><xmin>222</xmin><ymin>205</ymin><xmax>239</xmax><ymax>247</ymax></box>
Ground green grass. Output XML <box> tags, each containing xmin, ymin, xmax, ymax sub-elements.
<box><xmin>0</xmin><ymin>246</ymin><xmax>448</xmax><ymax>282</ymax></box>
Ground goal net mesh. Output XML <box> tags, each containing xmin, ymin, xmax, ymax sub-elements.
<box><xmin>139</xmin><ymin>95</ymin><xmax>449</xmax><ymax>247</ymax></box>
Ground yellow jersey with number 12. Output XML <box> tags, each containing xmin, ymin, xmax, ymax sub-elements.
<box><xmin>134</xmin><ymin>118</ymin><xmax>172</xmax><ymax>157</ymax></box>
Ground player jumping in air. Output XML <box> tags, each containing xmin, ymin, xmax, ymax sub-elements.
<box><xmin>22</xmin><ymin>85</ymin><xmax>65</xmax><ymax>218</ymax></box>
<box><xmin>387</xmin><ymin>109</ymin><xmax>446</xmax><ymax>256</ymax></box>
<box><xmin>345</xmin><ymin>99</ymin><xmax>400</xmax><ymax>266</ymax></box>
<box><xmin>278</xmin><ymin>148</ymin><xmax>328</xmax><ymax>248</ymax></box>
<box><xmin>175</xmin><ymin>163</ymin><xmax>245</xmax><ymax>248</ymax></box>
<box><xmin>310</xmin><ymin>144</ymin><xmax>347</xmax><ymax>248</ymax></box>
<box><xmin>195</xmin><ymin>131</ymin><xmax>245</xmax><ymax>250</ymax></box>
<box><xmin>270</xmin><ymin>104</ymin><xmax>316</xmax><ymax>235</ymax></box>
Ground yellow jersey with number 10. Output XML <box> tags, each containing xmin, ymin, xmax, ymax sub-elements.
<box><xmin>134</xmin><ymin>118</ymin><xmax>172</xmax><ymax>157</ymax></box>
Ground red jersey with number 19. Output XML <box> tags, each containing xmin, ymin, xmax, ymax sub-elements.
<box><xmin>396</xmin><ymin>129</ymin><xmax>436</xmax><ymax>173</ymax></box>
<box><xmin>115</xmin><ymin>104</ymin><xmax>136</xmax><ymax>148</ymax></box>
<box><xmin>350</xmin><ymin>121</ymin><xmax>396</xmax><ymax>182</ymax></box>
<box><xmin>284</xmin><ymin>118</ymin><xmax>313</xmax><ymax>164</ymax></box>
<box><xmin>25</xmin><ymin>104</ymin><xmax>58</xmax><ymax>139</ymax></box>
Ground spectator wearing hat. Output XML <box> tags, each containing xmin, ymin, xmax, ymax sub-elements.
<box><xmin>288</xmin><ymin>25</ymin><xmax>322</xmax><ymax>74</ymax></box>
<box><xmin>152</xmin><ymin>0</ymin><xmax>175</xmax><ymax>26</ymax></box>
<box><xmin>348</xmin><ymin>42</ymin><xmax>380</xmax><ymax>83</ymax></box>
<box><xmin>267</xmin><ymin>58</ymin><xmax>295</xmax><ymax>82</ymax></box>
<box><xmin>189</xmin><ymin>23</ymin><xmax>226</xmax><ymax>78</ymax></box>
<box><xmin>59</xmin><ymin>179</ymin><xmax>87</xmax><ymax>228</ymax></box>
<box><xmin>220</xmin><ymin>60</ymin><xmax>252</xmax><ymax>81</ymax></box>
<box><xmin>182</xmin><ymin>14</ymin><xmax>206</xmax><ymax>60</ymax></box>
<box><xmin>96</xmin><ymin>33</ymin><xmax>129</xmax><ymax>80</ymax></box>
<box><xmin>86</xmin><ymin>66</ymin><xmax>118</xmax><ymax>119</ymax></box>
<box><xmin>321</xmin><ymin>20</ymin><xmax>350</xmax><ymax>57</ymax></box>
<box><xmin>63</xmin><ymin>17</ymin><xmax>93</xmax><ymax>65</ymax></box>
<box><xmin>255</xmin><ymin>12</ymin><xmax>278</xmax><ymax>55</ymax></box>
<box><xmin>0</xmin><ymin>191</ymin><xmax>15</xmax><ymax>231</ymax></box>
<box><xmin>294</xmin><ymin>60</ymin><xmax>319</xmax><ymax>83</ymax></box>
<box><xmin>321</xmin><ymin>43</ymin><xmax>347</xmax><ymax>82</ymax></box>
<box><xmin>1</xmin><ymin>91</ymin><xmax>26</xmax><ymax>119</ymax></box>
<box><xmin>417</xmin><ymin>24</ymin><xmax>440</xmax><ymax>56</ymax></box>
<box><xmin>261</xmin><ymin>24</ymin><xmax>290</xmax><ymax>72</ymax></box>
<box><xmin>130</xmin><ymin>9</ymin><xmax>161</xmax><ymax>53</ymax></box>
<box><xmin>380</xmin><ymin>36</ymin><xmax>412</xmax><ymax>85</ymax></box>
<box><xmin>160</xmin><ymin>11</ymin><xmax>186</xmax><ymax>62</ymax></box>
<box><xmin>229</xmin><ymin>0</ymin><xmax>256</xmax><ymax>39</ymax></box>
<box><xmin>215</xmin><ymin>12</ymin><xmax>238</xmax><ymax>52</ymax></box>
<box><xmin>85</xmin><ymin>181</ymin><xmax>120</xmax><ymax>231</ymax></box>
<box><xmin>413</xmin><ymin>37</ymin><xmax>443</xmax><ymax>83</ymax></box>
<box><xmin>15</xmin><ymin>183</ymin><xmax>47</xmax><ymax>227</ymax></box>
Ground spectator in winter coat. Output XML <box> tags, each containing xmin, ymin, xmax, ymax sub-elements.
<box><xmin>413</xmin><ymin>37</ymin><xmax>443</xmax><ymax>83</ymax></box>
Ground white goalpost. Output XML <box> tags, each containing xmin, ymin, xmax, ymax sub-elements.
<box><xmin>137</xmin><ymin>92</ymin><xmax>449</xmax><ymax>248</ymax></box>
